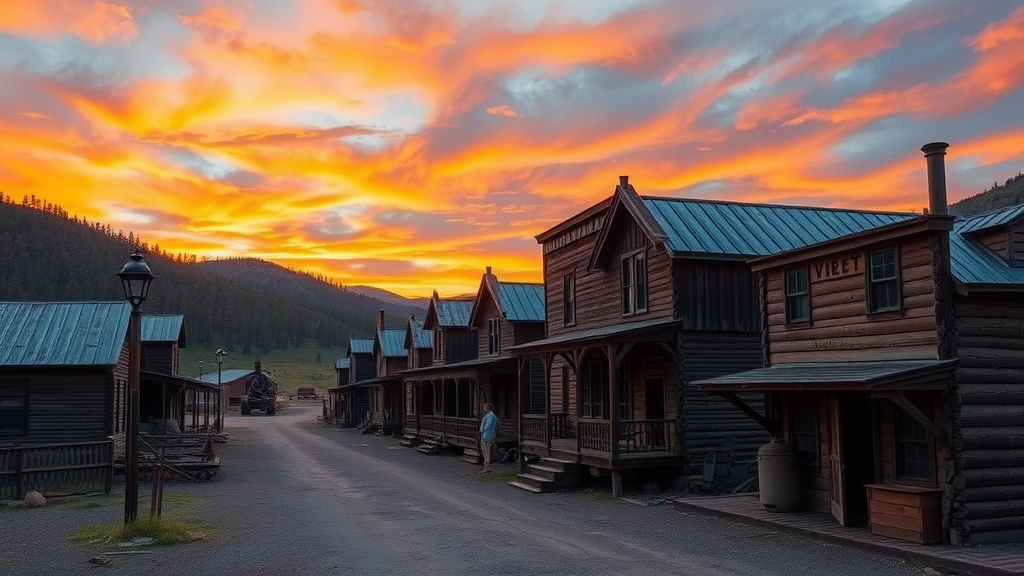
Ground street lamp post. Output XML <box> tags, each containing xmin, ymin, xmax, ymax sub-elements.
<box><xmin>215</xmin><ymin>348</ymin><xmax>226</xmax><ymax>433</ymax></box>
<box><xmin>117</xmin><ymin>249</ymin><xmax>154</xmax><ymax>524</ymax></box>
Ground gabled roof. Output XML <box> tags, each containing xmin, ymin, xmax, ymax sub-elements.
<box><xmin>956</xmin><ymin>203</ymin><xmax>1024</xmax><ymax>235</ymax></box>
<box><xmin>142</xmin><ymin>314</ymin><xmax>186</xmax><ymax>346</ymax></box>
<box><xmin>0</xmin><ymin>301</ymin><xmax>130</xmax><ymax>367</ymax></box>
<box><xmin>347</xmin><ymin>338</ymin><xmax>374</xmax><ymax>355</ymax></box>
<box><xmin>375</xmin><ymin>328</ymin><xmax>406</xmax><ymax>358</ymax></box>
<box><xmin>469</xmin><ymin>268</ymin><xmax>545</xmax><ymax>326</ymax></box>
<box><xmin>405</xmin><ymin>317</ymin><xmax>433</xmax><ymax>350</ymax></box>
<box><xmin>335</xmin><ymin>357</ymin><xmax>350</xmax><ymax>370</ymax></box>
<box><xmin>424</xmin><ymin>290</ymin><xmax>474</xmax><ymax>329</ymax></box>
<box><xmin>950</xmin><ymin>215</ymin><xmax>1024</xmax><ymax>288</ymax></box>
<box><xmin>589</xmin><ymin>178</ymin><xmax>916</xmax><ymax>269</ymax></box>
<box><xmin>196</xmin><ymin>369</ymin><xmax>254</xmax><ymax>384</ymax></box>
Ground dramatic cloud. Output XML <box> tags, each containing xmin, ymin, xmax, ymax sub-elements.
<box><xmin>1</xmin><ymin>0</ymin><xmax>1023</xmax><ymax>296</ymax></box>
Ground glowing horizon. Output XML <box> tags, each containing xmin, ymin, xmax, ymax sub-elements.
<box><xmin>2</xmin><ymin>1</ymin><xmax>1024</xmax><ymax>298</ymax></box>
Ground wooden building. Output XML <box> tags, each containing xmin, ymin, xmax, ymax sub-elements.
<box><xmin>324</xmin><ymin>358</ymin><xmax>350</xmax><ymax>425</ymax></box>
<box><xmin>401</xmin><ymin>269</ymin><xmax>542</xmax><ymax>462</ymax></box>
<box><xmin>512</xmin><ymin>177</ymin><xmax>919</xmax><ymax>495</ymax></box>
<box><xmin>358</xmin><ymin>310</ymin><xmax>405</xmax><ymax>434</ymax></box>
<box><xmin>339</xmin><ymin>337</ymin><xmax>374</xmax><ymax>427</ymax></box>
<box><xmin>695</xmin><ymin>143</ymin><xmax>1024</xmax><ymax>546</ymax></box>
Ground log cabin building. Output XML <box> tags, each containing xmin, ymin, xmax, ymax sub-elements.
<box><xmin>695</xmin><ymin>143</ymin><xmax>1024</xmax><ymax>546</ymax></box>
<box><xmin>400</xmin><ymin>270</ymin><xmax>543</xmax><ymax>462</ymax></box>
<box><xmin>359</xmin><ymin>311</ymin><xmax>406</xmax><ymax>434</ymax></box>
<box><xmin>339</xmin><ymin>337</ymin><xmax>374</xmax><ymax>428</ymax></box>
<box><xmin>511</xmin><ymin>177</ymin><xmax>920</xmax><ymax>495</ymax></box>
<box><xmin>324</xmin><ymin>358</ymin><xmax>350</xmax><ymax>425</ymax></box>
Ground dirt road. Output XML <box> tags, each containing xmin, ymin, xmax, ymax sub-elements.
<box><xmin>3</xmin><ymin>404</ymin><xmax>928</xmax><ymax>576</ymax></box>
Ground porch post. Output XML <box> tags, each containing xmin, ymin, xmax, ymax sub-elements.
<box><xmin>543</xmin><ymin>353</ymin><xmax>553</xmax><ymax>451</ymax></box>
<box><xmin>608</xmin><ymin>344</ymin><xmax>619</xmax><ymax>461</ymax></box>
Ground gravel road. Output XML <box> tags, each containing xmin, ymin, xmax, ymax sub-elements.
<box><xmin>2</xmin><ymin>404</ymin><xmax>934</xmax><ymax>576</ymax></box>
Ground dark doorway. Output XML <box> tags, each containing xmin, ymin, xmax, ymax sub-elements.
<box><xmin>645</xmin><ymin>377</ymin><xmax>666</xmax><ymax>448</ymax></box>
<box><xmin>841</xmin><ymin>394</ymin><xmax>875</xmax><ymax>526</ymax></box>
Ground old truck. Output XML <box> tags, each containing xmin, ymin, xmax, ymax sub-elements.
<box><xmin>241</xmin><ymin>363</ymin><xmax>278</xmax><ymax>415</ymax></box>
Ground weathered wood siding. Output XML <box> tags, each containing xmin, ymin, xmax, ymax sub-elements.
<box><xmin>141</xmin><ymin>343</ymin><xmax>176</xmax><ymax>376</ymax></box>
<box><xmin>1011</xmin><ymin>221</ymin><xmax>1024</xmax><ymax>261</ymax></box>
<box><xmin>544</xmin><ymin>214</ymin><xmax>673</xmax><ymax>337</ymax></box>
<box><xmin>541</xmin><ymin>205</ymin><xmax>605</xmax><ymax>335</ymax></box>
<box><xmin>766</xmin><ymin>236</ymin><xmax>940</xmax><ymax>364</ymax></box>
<box><xmin>973</xmin><ymin>229</ymin><xmax>1008</xmax><ymax>259</ymax></box>
<box><xmin>7</xmin><ymin>369</ymin><xmax>114</xmax><ymax>446</ymax></box>
<box><xmin>952</xmin><ymin>294</ymin><xmax>1024</xmax><ymax>545</ymax></box>
<box><xmin>674</xmin><ymin>261</ymin><xmax>760</xmax><ymax>332</ymax></box>
<box><xmin>679</xmin><ymin>332</ymin><xmax>768</xmax><ymax>475</ymax></box>
<box><xmin>443</xmin><ymin>329</ymin><xmax>477</xmax><ymax>364</ymax></box>
<box><xmin>474</xmin><ymin>296</ymin><xmax>520</xmax><ymax>358</ymax></box>
<box><xmin>351</xmin><ymin>353</ymin><xmax>376</xmax><ymax>383</ymax></box>
<box><xmin>383</xmin><ymin>356</ymin><xmax>406</xmax><ymax>377</ymax></box>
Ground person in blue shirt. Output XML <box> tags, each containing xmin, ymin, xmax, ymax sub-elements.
<box><xmin>479</xmin><ymin>403</ymin><xmax>498</xmax><ymax>472</ymax></box>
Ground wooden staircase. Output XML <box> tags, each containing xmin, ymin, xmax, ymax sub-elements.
<box><xmin>509</xmin><ymin>458</ymin><xmax>582</xmax><ymax>493</ymax></box>
<box><xmin>460</xmin><ymin>446</ymin><xmax>481</xmax><ymax>464</ymax></box>
<box><xmin>399</xmin><ymin>432</ymin><xmax>419</xmax><ymax>448</ymax></box>
<box><xmin>415</xmin><ymin>435</ymin><xmax>446</xmax><ymax>455</ymax></box>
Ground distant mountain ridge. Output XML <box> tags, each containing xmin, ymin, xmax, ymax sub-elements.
<box><xmin>348</xmin><ymin>285</ymin><xmax>430</xmax><ymax>308</ymax></box>
<box><xmin>950</xmin><ymin>172</ymin><xmax>1024</xmax><ymax>216</ymax></box>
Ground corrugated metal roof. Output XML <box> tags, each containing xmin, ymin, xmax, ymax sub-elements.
<box><xmin>694</xmin><ymin>359</ymin><xmax>957</xmax><ymax>388</ymax></box>
<box><xmin>957</xmin><ymin>203</ymin><xmax>1024</xmax><ymax>234</ymax></box>
<box><xmin>335</xmin><ymin>357</ymin><xmax>350</xmax><ymax>370</ymax></box>
<box><xmin>950</xmin><ymin>231</ymin><xmax>1024</xmax><ymax>286</ymax></box>
<box><xmin>348</xmin><ymin>338</ymin><xmax>373</xmax><ymax>355</ymax></box>
<box><xmin>141</xmin><ymin>314</ymin><xmax>184</xmax><ymax>343</ymax></box>
<box><xmin>377</xmin><ymin>328</ymin><xmax>406</xmax><ymax>357</ymax></box>
<box><xmin>408</xmin><ymin>318</ymin><xmax>433</xmax><ymax>349</ymax></box>
<box><xmin>0</xmin><ymin>301</ymin><xmax>130</xmax><ymax>367</ymax></box>
<box><xmin>436</xmin><ymin>298</ymin><xmax>473</xmax><ymax>327</ymax></box>
<box><xmin>511</xmin><ymin>318</ymin><xmax>679</xmax><ymax>352</ymax></box>
<box><xmin>197</xmin><ymin>369</ymin><xmax>253</xmax><ymax>384</ymax></box>
<box><xmin>497</xmin><ymin>282</ymin><xmax>545</xmax><ymax>322</ymax></box>
<box><xmin>643</xmin><ymin>196</ymin><xmax>915</xmax><ymax>258</ymax></box>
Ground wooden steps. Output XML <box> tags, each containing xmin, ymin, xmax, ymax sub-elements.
<box><xmin>415</xmin><ymin>435</ymin><xmax>446</xmax><ymax>455</ymax></box>
<box><xmin>510</xmin><ymin>457</ymin><xmax>582</xmax><ymax>493</ymax></box>
<box><xmin>460</xmin><ymin>447</ymin><xmax>481</xmax><ymax>464</ymax></box>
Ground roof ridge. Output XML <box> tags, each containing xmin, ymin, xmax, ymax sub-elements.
<box><xmin>640</xmin><ymin>194</ymin><xmax>917</xmax><ymax>216</ymax></box>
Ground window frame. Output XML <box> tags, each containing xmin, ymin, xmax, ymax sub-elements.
<box><xmin>621</xmin><ymin>250</ymin><xmax>649</xmax><ymax>316</ymax></box>
<box><xmin>785</xmin><ymin>267</ymin><xmax>811</xmax><ymax>324</ymax></box>
<box><xmin>789</xmin><ymin>397</ymin><xmax>819</xmax><ymax>468</ymax></box>
<box><xmin>867</xmin><ymin>247</ymin><xmax>901</xmax><ymax>314</ymax></box>
<box><xmin>894</xmin><ymin>402</ymin><xmax>934</xmax><ymax>483</ymax></box>
<box><xmin>487</xmin><ymin>318</ymin><xmax>501</xmax><ymax>355</ymax></box>
<box><xmin>433</xmin><ymin>327</ymin><xmax>443</xmax><ymax>362</ymax></box>
<box><xmin>562</xmin><ymin>271</ymin><xmax>576</xmax><ymax>326</ymax></box>
<box><xmin>0</xmin><ymin>380</ymin><xmax>28</xmax><ymax>436</ymax></box>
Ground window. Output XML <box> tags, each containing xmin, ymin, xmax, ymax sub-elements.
<box><xmin>433</xmin><ymin>328</ymin><xmax>442</xmax><ymax>362</ymax></box>
<box><xmin>580</xmin><ymin>359</ymin><xmax>608</xmax><ymax>418</ymax></box>
<box><xmin>895</xmin><ymin>405</ymin><xmax>932</xmax><ymax>481</ymax></box>
<box><xmin>0</xmin><ymin>381</ymin><xmax>28</xmax><ymax>435</ymax></box>
<box><xmin>785</xmin><ymin>268</ymin><xmax>810</xmax><ymax>323</ymax></box>
<box><xmin>789</xmin><ymin>398</ymin><xmax>819</xmax><ymax>466</ymax></box>
<box><xmin>562</xmin><ymin>272</ymin><xmax>576</xmax><ymax>326</ymax></box>
<box><xmin>868</xmin><ymin>248</ymin><xmax>900</xmax><ymax>313</ymax></box>
<box><xmin>621</xmin><ymin>251</ymin><xmax>648</xmax><ymax>315</ymax></box>
<box><xmin>487</xmin><ymin>318</ymin><xmax>500</xmax><ymax>355</ymax></box>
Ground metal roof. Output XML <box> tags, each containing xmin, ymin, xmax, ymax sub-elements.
<box><xmin>335</xmin><ymin>357</ymin><xmax>350</xmax><ymax>370</ymax></box>
<box><xmin>348</xmin><ymin>338</ymin><xmax>374</xmax><ymax>355</ymax></box>
<box><xmin>0</xmin><ymin>301</ymin><xmax>130</xmax><ymax>367</ymax></box>
<box><xmin>694</xmin><ymin>359</ymin><xmax>957</xmax><ymax>390</ymax></box>
<box><xmin>950</xmin><ymin>229</ymin><xmax>1024</xmax><ymax>286</ymax></box>
<box><xmin>376</xmin><ymin>328</ymin><xmax>406</xmax><ymax>357</ymax></box>
<box><xmin>642</xmin><ymin>196</ymin><xmax>915</xmax><ymax>258</ymax></box>
<box><xmin>511</xmin><ymin>318</ymin><xmax>679</xmax><ymax>352</ymax></box>
<box><xmin>141</xmin><ymin>314</ymin><xmax>184</xmax><ymax>343</ymax></box>
<box><xmin>407</xmin><ymin>318</ymin><xmax>433</xmax><ymax>349</ymax></box>
<box><xmin>956</xmin><ymin>203</ymin><xmax>1024</xmax><ymax>234</ymax></box>
<box><xmin>435</xmin><ymin>298</ymin><xmax>473</xmax><ymax>327</ymax></box>
<box><xmin>497</xmin><ymin>282</ymin><xmax>545</xmax><ymax>322</ymax></box>
<box><xmin>196</xmin><ymin>369</ymin><xmax>253</xmax><ymax>384</ymax></box>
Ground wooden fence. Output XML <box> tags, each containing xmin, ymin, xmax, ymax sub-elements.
<box><xmin>0</xmin><ymin>440</ymin><xmax>114</xmax><ymax>500</ymax></box>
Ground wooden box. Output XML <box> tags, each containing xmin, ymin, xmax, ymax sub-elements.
<box><xmin>865</xmin><ymin>483</ymin><xmax>943</xmax><ymax>544</ymax></box>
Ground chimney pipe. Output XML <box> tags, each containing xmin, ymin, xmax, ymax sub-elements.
<box><xmin>254</xmin><ymin>361</ymin><xmax>261</xmax><ymax>373</ymax></box>
<box><xmin>486</xmin><ymin>266</ymin><xmax>492</xmax><ymax>275</ymax></box>
<box><xmin>377</xmin><ymin>309</ymin><xmax>385</xmax><ymax>330</ymax></box>
<box><xmin>619</xmin><ymin>175</ymin><xmax>629</xmax><ymax>186</ymax></box>
<box><xmin>921</xmin><ymin>142</ymin><xmax>949</xmax><ymax>216</ymax></box>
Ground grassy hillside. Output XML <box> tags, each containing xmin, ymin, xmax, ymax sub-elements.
<box><xmin>180</xmin><ymin>342</ymin><xmax>340</xmax><ymax>396</ymax></box>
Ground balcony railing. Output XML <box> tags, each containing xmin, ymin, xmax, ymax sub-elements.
<box><xmin>525</xmin><ymin>416</ymin><xmax>677</xmax><ymax>457</ymax></box>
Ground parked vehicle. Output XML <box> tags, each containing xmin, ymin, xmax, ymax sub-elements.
<box><xmin>241</xmin><ymin>371</ymin><xmax>278</xmax><ymax>415</ymax></box>
<box><xmin>294</xmin><ymin>386</ymin><xmax>318</xmax><ymax>400</ymax></box>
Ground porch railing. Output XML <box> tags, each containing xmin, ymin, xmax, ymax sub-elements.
<box><xmin>618</xmin><ymin>419</ymin><xmax>677</xmax><ymax>453</ymax></box>
<box><xmin>550</xmin><ymin>413</ymin><xmax>574</xmax><ymax>439</ymax></box>
<box><xmin>578</xmin><ymin>419</ymin><xmax>611</xmax><ymax>452</ymax></box>
<box><xmin>522</xmin><ymin>414</ymin><xmax>546</xmax><ymax>443</ymax></box>
<box><xmin>0</xmin><ymin>440</ymin><xmax>114</xmax><ymax>500</ymax></box>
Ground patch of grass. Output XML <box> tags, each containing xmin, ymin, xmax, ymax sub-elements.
<box><xmin>69</xmin><ymin>515</ymin><xmax>213</xmax><ymax>547</ymax></box>
<box><xmin>475</xmin><ymin>469</ymin><xmax>519</xmax><ymax>483</ymax></box>
<box><xmin>577</xmin><ymin>487</ymin><xmax>621</xmax><ymax>502</ymax></box>
<box><xmin>1</xmin><ymin>556</ymin><xmax>14</xmax><ymax>566</ymax></box>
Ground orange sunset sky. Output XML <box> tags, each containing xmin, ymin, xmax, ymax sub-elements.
<box><xmin>2</xmin><ymin>1</ymin><xmax>1024</xmax><ymax>298</ymax></box>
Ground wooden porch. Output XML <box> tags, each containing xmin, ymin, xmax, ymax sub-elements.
<box><xmin>520</xmin><ymin>414</ymin><xmax>684</xmax><ymax>470</ymax></box>
<box><xmin>672</xmin><ymin>494</ymin><xmax>1024</xmax><ymax>576</ymax></box>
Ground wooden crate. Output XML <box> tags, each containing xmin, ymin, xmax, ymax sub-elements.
<box><xmin>866</xmin><ymin>483</ymin><xmax>943</xmax><ymax>544</ymax></box>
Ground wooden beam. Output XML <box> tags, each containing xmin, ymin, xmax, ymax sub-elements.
<box><xmin>876</xmin><ymin>392</ymin><xmax>948</xmax><ymax>446</ymax></box>
<box><xmin>715</xmin><ymin>392</ymin><xmax>779</xmax><ymax>437</ymax></box>
<box><xmin>614</xmin><ymin>342</ymin><xmax>635</xmax><ymax>366</ymax></box>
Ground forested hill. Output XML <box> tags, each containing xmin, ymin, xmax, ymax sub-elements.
<box><xmin>0</xmin><ymin>199</ymin><xmax>424</xmax><ymax>354</ymax></box>
<box><xmin>950</xmin><ymin>172</ymin><xmax>1024</xmax><ymax>216</ymax></box>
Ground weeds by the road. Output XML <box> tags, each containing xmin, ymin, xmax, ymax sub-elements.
<box><xmin>474</xmin><ymin>469</ymin><xmax>518</xmax><ymax>483</ymax></box>
<box><xmin>69</xmin><ymin>514</ymin><xmax>212</xmax><ymax>547</ymax></box>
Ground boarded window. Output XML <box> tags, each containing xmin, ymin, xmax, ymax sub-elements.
<box><xmin>868</xmin><ymin>248</ymin><xmax>900</xmax><ymax>313</ymax></box>
<box><xmin>785</xmin><ymin>268</ymin><xmax>810</xmax><ymax>323</ymax></box>
<box><xmin>0</xmin><ymin>381</ymin><xmax>28</xmax><ymax>435</ymax></box>
<box><xmin>621</xmin><ymin>251</ymin><xmax>648</xmax><ymax>315</ymax></box>
<box><xmin>562</xmin><ymin>272</ymin><xmax>576</xmax><ymax>326</ymax></box>
<box><xmin>789</xmin><ymin>397</ymin><xmax>819</xmax><ymax>466</ymax></box>
<box><xmin>487</xmin><ymin>318</ymin><xmax>500</xmax><ymax>355</ymax></box>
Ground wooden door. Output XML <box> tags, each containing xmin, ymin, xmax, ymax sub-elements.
<box><xmin>828</xmin><ymin>397</ymin><xmax>847</xmax><ymax>525</ymax></box>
